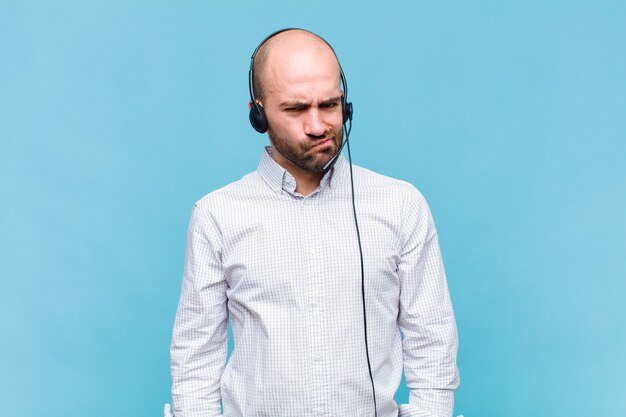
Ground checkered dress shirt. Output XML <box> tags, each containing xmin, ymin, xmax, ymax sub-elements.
<box><xmin>171</xmin><ymin>147</ymin><xmax>459</xmax><ymax>417</ymax></box>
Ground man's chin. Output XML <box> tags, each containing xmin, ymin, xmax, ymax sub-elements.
<box><xmin>306</xmin><ymin>151</ymin><xmax>337</xmax><ymax>173</ymax></box>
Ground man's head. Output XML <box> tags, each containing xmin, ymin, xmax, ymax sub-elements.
<box><xmin>250</xmin><ymin>29</ymin><xmax>346</xmax><ymax>174</ymax></box>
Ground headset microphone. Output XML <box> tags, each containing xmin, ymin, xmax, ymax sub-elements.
<box><xmin>322</xmin><ymin>114</ymin><xmax>352</xmax><ymax>173</ymax></box>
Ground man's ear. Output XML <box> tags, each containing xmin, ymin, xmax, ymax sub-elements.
<box><xmin>249</xmin><ymin>100</ymin><xmax>264</xmax><ymax>110</ymax></box>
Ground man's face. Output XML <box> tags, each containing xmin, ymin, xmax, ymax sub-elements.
<box><xmin>260</xmin><ymin>45</ymin><xmax>344</xmax><ymax>173</ymax></box>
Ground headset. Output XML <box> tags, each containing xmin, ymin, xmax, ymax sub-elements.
<box><xmin>248</xmin><ymin>28</ymin><xmax>353</xmax><ymax>134</ymax></box>
<box><xmin>248</xmin><ymin>29</ymin><xmax>377</xmax><ymax>417</ymax></box>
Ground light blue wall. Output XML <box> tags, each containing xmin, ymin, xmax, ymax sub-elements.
<box><xmin>1</xmin><ymin>1</ymin><xmax>625</xmax><ymax>416</ymax></box>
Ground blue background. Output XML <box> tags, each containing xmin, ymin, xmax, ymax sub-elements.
<box><xmin>1</xmin><ymin>1</ymin><xmax>625</xmax><ymax>416</ymax></box>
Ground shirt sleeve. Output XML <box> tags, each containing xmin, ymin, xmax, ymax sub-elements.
<box><xmin>396</xmin><ymin>187</ymin><xmax>460</xmax><ymax>417</ymax></box>
<box><xmin>170</xmin><ymin>204</ymin><xmax>229</xmax><ymax>417</ymax></box>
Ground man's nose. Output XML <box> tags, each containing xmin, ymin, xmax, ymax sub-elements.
<box><xmin>304</xmin><ymin>109</ymin><xmax>326</xmax><ymax>137</ymax></box>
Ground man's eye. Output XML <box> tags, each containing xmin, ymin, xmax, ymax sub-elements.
<box><xmin>321</xmin><ymin>102</ymin><xmax>339</xmax><ymax>109</ymax></box>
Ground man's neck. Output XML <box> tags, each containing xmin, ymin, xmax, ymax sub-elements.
<box><xmin>270</xmin><ymin>149</ymin><xmax>323</xmax><ymax>196</ymax></box>
<box><xmin>292</xmin><ymin>171</ymin><xmax>323</xmax><ymax>196</ymax></box>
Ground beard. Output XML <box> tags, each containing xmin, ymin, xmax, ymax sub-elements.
<box><xmin>268</xmin><ymin>127</ymin><xmax>343</xmax><ymax>173</ymax></box>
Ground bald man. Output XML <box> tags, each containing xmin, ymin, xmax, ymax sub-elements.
<box><xmin>170</xmin><ymin>29</ymin><xmax>459</xmax><ymax>417</ymax></box>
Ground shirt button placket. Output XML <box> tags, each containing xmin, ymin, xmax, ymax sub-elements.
<box><xmin>304</xmin><ymin>196</ymin><xmax>329</xmax><ymax>416</ymax></box>
<box><xmin>302</xmin><ymin>196</ymin><xmax>327</xmax><ymax>417</ymax></box>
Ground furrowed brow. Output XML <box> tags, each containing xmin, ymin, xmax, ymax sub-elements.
<box><xmin>320</xmin><ymin>96</ymin><xmax>342</xmax><ymax>106</ymax></box>
<box><xmin>280</xmin><ymin>96</ymin><xmax>342</xmax><ymax>110</ymax></box>
<box><xmin>280</xmin><ymin>101</ymin><xmax>310</xmax><ymax>110</ymax></box>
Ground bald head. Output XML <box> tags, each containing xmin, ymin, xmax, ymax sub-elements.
<box><xmin>252</xmin><ymin>29</ymin><xmax>341</xmax><ymax>101</ymax></box>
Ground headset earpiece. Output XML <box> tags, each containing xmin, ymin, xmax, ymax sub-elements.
<box><xmin>249</xmin><ymin>103</ymin><xmax>268</xmax><ymax>133</ymax></box>
<box><xmin>343</xmin><ymin>98</ymin><xmax>353</xmax><ymax>124</ymax></box>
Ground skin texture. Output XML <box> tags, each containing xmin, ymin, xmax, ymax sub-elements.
<box><xmin>252</xmin><ymin>30</ymin><xmax>344</xmax><ymax>196</ymax></box>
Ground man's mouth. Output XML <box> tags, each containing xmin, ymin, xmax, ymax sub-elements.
<box><xmin>313</xmin><ymin>138</ymin><xmax>334</xmax><ymax>147</ymax></box>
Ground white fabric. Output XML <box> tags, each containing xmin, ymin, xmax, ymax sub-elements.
<box><xmin>170</xmin><ymin>148</ymin><xmax>459</xmax><ymax>417</ymax></box>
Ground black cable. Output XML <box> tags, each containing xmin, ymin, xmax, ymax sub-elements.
<box><xmin>344</xmin><ymin>120</ymin><xmax>378</xmax><ymax>417</ymax></box>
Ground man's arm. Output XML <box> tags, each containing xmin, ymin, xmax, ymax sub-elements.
<box><xmin>397</xmin><ymin>187</ymin><xmax>460</xmax><ymax>417</ymax></box>
<box><xmin>171</xmin><ymin>204</ymin><xmax>228</xmax><ymax>417</ymax></box>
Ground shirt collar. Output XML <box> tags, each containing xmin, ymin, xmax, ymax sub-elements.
<box><xmin>257</xmin><ymin>146</ymin><xmax>348</xmax><ymax>196</ymax></box>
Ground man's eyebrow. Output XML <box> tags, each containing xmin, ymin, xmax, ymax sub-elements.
<box><xmin>319</xmin><ymin>96</ymin><xmax>342</xmax><ymax>106</ymax></box>
<box><xmin>279</xmin><ymin>101</ymin><xmax>309</xmax><ymax>109</ymax></box>
<box><xmin>279</xmin><ymin>96</ymin><xmax>342</xmax><ymax>109</ymax></box>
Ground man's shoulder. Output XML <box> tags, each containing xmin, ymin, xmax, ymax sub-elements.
<box><xmin>351</xmin><ymin>164</ymin><xmax>427</xmax><ymax>203</ymax></box>
<box><xmin>193</xmin><ymin>170</ymin><xmax>261</xmax><ymax>212</ymax></box>
<box><xmin>351</xmin><ymin>165</ymin><xmax>436</xmax><ymax>233</ymax></box>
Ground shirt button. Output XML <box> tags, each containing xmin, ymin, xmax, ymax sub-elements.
<box><xmin>314</xmin><ymin>354</ymin><xmax>323</xmax><ymax>362</ymax></box>
<box><xmin>310</xmin><ymin>300</ymin><xmax>319</xmax><ymax>308</ymax></box>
